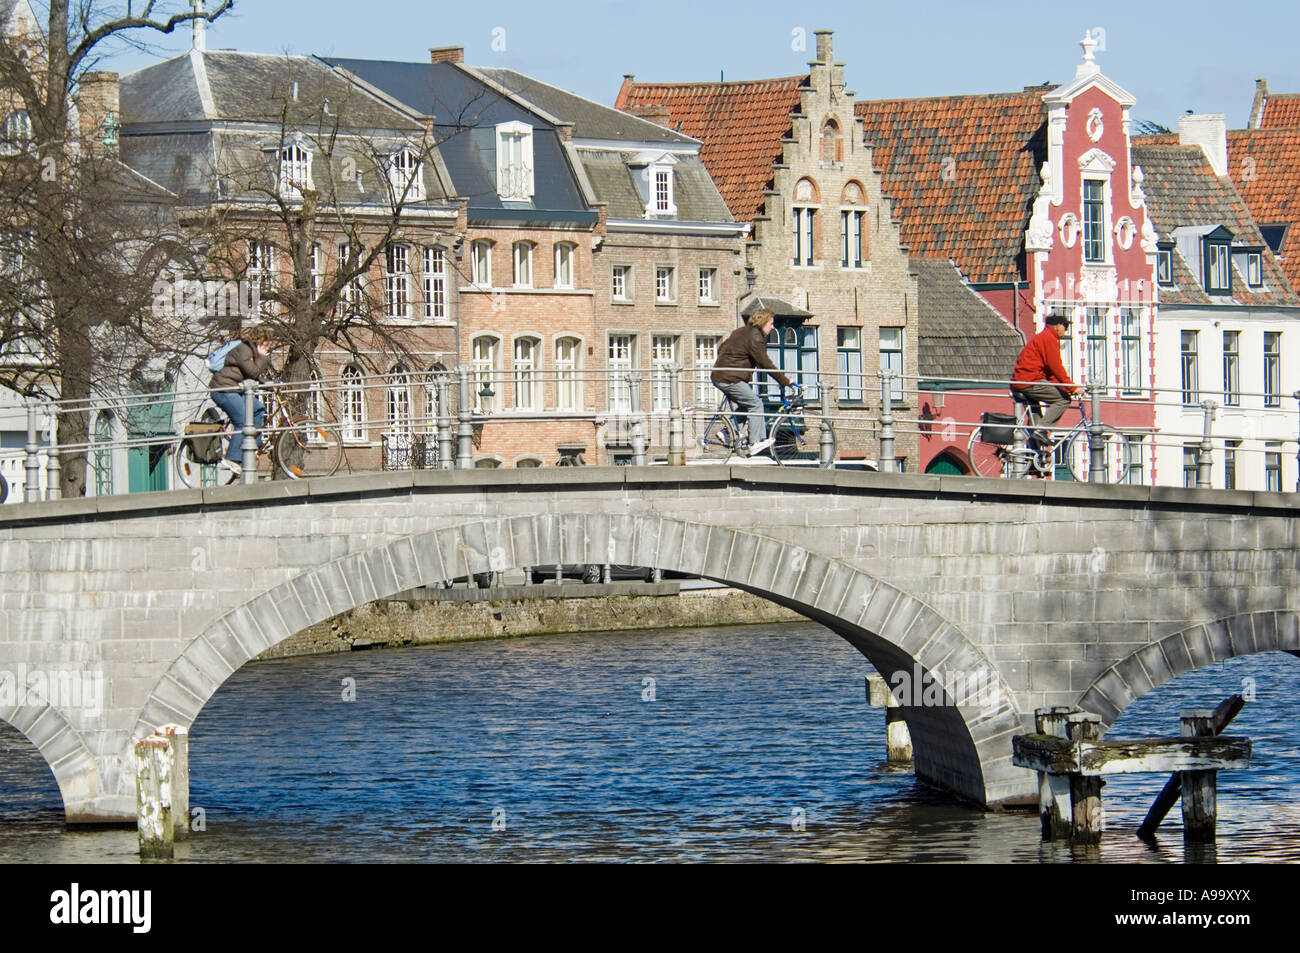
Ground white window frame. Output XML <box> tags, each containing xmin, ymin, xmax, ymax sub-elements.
<box><xmin>496</xmin><ymin>121</ymin><xmax>534</xmax><ymax>201</ymax></box>
<box><xmin>837</xmin><ymin>326</ymin><xmax>863</xmax><ymax>402</ymax></box>
<box><xmin>471</xmin><ymin>335</ymin><xmax>501</xmax><ymax>414</ymax></box>
<box><xmin>388</xmin><ymin>148</ymin><xmax>425</xmax><ymax>203</ymax></box>
<box><xmin>423</xmin><ymin>246</ymin><xmax>446</xmax><ymax>321</ymax></box>
<box><xmin>555</xmin><ymin>336</ymin><xmax>582</xmax><ymax>411</ymax></box>
<box><xmin>651</xmin><ymin>335</ymin><xmax>678</xmax><ymax>413</ymax></box>
<box><xmin>385</xmin><ymin>365</ymin><xmax>413</xmax><ymax>440</ymax></box>
<box><xmin>248</xmin><ymin>241</ymin><xmax>276</xmax><ymax>317</ymax></box>
<box><xmin>655</xmin><ymin>266</ymin><xmax>676</xmax><ymax>304</ymax></box>
<box><xmin>278</xmin><ymin>141</ymin><xmax>312</xmax><ymax>200</ymax></box>
<box><xmin>512</xmin><ymin>335</ymin><xmax>540</xmax><ymax>411</ymax></box>
<box><xmin>648</xmin><ymin>163</ymin><xmax>676</xmax><ymax>216</ymax></box>
<box><xmin>612</xmin><ymin>264</ymin><xmax>631</xmax><ymax>301</ymax></box>
<box><xmin>513</xmin><ymin>241</ymin><xmax>533</xmax><ymax>289</ymax></box>
<box><xmin>1246</xmin><ymin>252</ymin><xmax>1263</xmax><ymax>288</ymax></box>
<box><xmin>385</xmin><ymin>243</ymin><xmax>410</xmax><ymax>320</ymax></box>
<box><xmin>341</xmin><ymin>365</ymin><xmax>366</xmax><ymax>443</ymax></box>
<box><xmin>471</xmin><ymin>240</ymin><xmax>492</xmax><ymax>287</ymax></box>
<box><xmin>608</xmin><ymin>333</ymin><xmax>635</xmax><ymax>412</ymax></box>
<box><xmin>309</xmin><ymin>243</ymin><xmax>321</xmax><ymax>303</ymax></box>
<box><xmin>698</xmin><ymin>267</ymin><xmax>717</xmax><ymax>304</ymax></box>
<box><xmin>878</xmin><ymin>327</ymin><xmax>903</xmax><ymax>402</ymax></box>
<box><xmin>337</xmin><ymin>242</ymin><xmax>362</xmax><ymax>316</ymax></box>
<box><xmin>554</xmin><ymin>242</ymin><xmax>575</xmax><ymax>290</ymax></box>
<box><xmin>694</xmin><ymin>335</ymin><xmax>720</xmax><ymax>408</ymax></box>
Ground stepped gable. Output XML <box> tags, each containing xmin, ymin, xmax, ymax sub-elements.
<box><xmin>854</xmin><ymin>87</ymin><xmax>1050</xmax><ymax>285</ymax></box>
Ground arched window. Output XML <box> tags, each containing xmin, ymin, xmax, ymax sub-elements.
<box><xmin>474</xmin><ymin>456</ymin><xmax>502</xmax><ymax>469</ymax></box>
<box><xmin>513</xmin><ymin>336</ymin><xmax>539</xmax><ymax>411</ymax></box>
<box><xmin>792</xmin><ymin>178</ymin><xmax>819</xmax><ymax>266</ymax></box>
<box><xmin>386</xmin><ymin>364</ymin><xmax>412</xmax><ymax>437</ymax></box>
<box><xmin>341</xmin><ymin>365</ymin><xmax>365</xmax><ymax>441</ymax></box>
<box><xmin>555</xmin><ymin>336</ymin><xmax>581</xmax><ymax>411</ymax></box>
<box><xmin>471</xmin><ymin>240</ymin><xmax>492</xmax><ymax>286</ymax></box>
<box><xmin>514</xmin><ymin>456</ymin><xmax>543</xmax><ymax>468</ymax></box>
<box><xmin>513</xmin><ymin>241</ymin><xmax>533</xmax><ymax>288</ymax></box>
<box><xmin>840</xmin><ymin>180</ymin><xmax>869</xmax><ymax>269</ymax></box>
<box><xmin>820</xmin><ymin>119</ymin><xmax>842</xmax><ymax>163</ymax></box>
<box><xmin>424</xmin><ymin>363</ymin><xmax>446</xmax><ymax>434</ymax></box>
<box><xmin>423</xmin><ymin>246</ymin><xmax>446</xmax><ymax>320</ymax></box>
<box><xmin>553</xmin><ymin>242</ymin><xmax>575</xmax><ymax>289</ymax></box>
<box><xmin>385</xmin><ymin>243</ymin><xmax>410</xmax><ymax>319</ymax></box>
<box><xmin>472</xmin><ymin>335</ymin><xmax>500</xmax><ymax>413</ymax></box>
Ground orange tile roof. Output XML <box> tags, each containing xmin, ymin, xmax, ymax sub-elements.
<box><xmin>615</xmin><ymin>76</ymin><xmax>806</xmax><ymax>221</ymax></box>
<box><xmin>1226</xmin><ymin>127</ymin><xmax>1300</xmax><ymax>293</ymax></box>
<box><xmin>1259</xmin><ymin>92</ymin><xmax>1300</xmax><ymax>129</ymax></box>
<box><xmin>854</xmin><ymin>88</ymin><xmax>1049</xmax><ymax>284</ymax></box>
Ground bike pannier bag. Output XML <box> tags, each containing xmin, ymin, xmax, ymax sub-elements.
<box><xmin>979</xmin><ymin>412</ymin><xmax>1017</xmax><ymax>445</ymax></box>
<box><xmin>184</xmin><ymin>421</ymin><xmax>226</xmax><ymax>465</ymax></box>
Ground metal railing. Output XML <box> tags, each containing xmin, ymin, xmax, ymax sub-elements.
<box><xmin>5</xmin><ymin>362</ymin><xmax>1300</xmax><ymax>501</ymax></box>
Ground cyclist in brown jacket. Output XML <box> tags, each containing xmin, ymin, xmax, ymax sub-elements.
<box><xmin>711</xmin><ymin>309</ymin><xmax>791</xmax><ymax>455</ymax></box>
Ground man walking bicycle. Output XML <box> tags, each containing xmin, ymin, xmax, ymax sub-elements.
<box><xmin>711</xmin><ymin>309</ymin><xmax>791</xmax><ymax>456</ymax></box>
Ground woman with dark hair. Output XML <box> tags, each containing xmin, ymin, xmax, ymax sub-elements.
<box><xmin>209</xmin><ymin>326</ymin><xmax>276</xmax><ymax>475</ymax></box>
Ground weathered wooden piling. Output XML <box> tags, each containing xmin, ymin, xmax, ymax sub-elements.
<box><xmin>1034</xmin><ymin>707</ymin><xmax>1075</xmax><ymax>841</ymax></box>
<box><xmin>866</xmin><ymin>674</ymin><xmax>912</xmax><ymax>762</ymax></box>
<box><xmin>1066</xmin><ymin>712</ymin><xmax>1105</xmax><ymax>844</ymax></box>
<box><xmin>1180</xmin><ymin>710</ymin><xmax>1218</xmax><ymax>842</ymax></box>
<box><xmin>157</xmin><ymin>724</ymin><xmax>190</xmax><ymax>841</ymax></box>
<box><xmin>134</xmin><ymin>736</ymin><xmax>174</xmax><ymax>859</ymax></box>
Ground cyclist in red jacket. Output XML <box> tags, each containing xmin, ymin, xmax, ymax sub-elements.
<box><xmin>1011</xmin><ymin>312</ymin><xmax>1081</xmax><ymax>453</ymax></box>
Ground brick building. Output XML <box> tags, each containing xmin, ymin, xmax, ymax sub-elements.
<box><xmin>617</xmin><ymin>30</ymin><xmax>920</xmax><ymax>468</ymax></box>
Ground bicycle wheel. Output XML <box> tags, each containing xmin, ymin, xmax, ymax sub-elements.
<box><xmin>965</xmin><ymin>427</ymin><xmax>1010</xmax><ymax>477</ymax></box>
<box><xmin>698</xmin><ymin>413</ymin><xmax>738</xmax><ymax>461</ymax></box>
<box><xmin>1064</xmin><ymin>425</ymin><xmax>1130</xmax><ymax>483</ymax></box>
<box><xmin>175</xmin><ymin>435</ymin><xmax>237</xmax><ymax>489</ymax></box>
<box><xmin>274</xmin><ymin>419</ymin><xmax>344</xmax><ymax>479</ymax></box>
<box><xmin>771</xmin><ymin>421</ymin><xmax>803</xmax><ymax>465</ymax></box>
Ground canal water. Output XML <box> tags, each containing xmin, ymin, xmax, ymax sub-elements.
<box><xmin>2</xmin><ymin>622</ymin><xmax>1298</xmax><ymax>863</ymax></box>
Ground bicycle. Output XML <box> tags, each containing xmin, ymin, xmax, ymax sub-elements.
<box><xmin>174</xmin><ymin>384</ymin><xmax>344</xmax><ymax>488</ymax></box>
<box><xmin>698</xmin><ymin>385</ymin><xmax>836</xmax><ymax>466</ymax></box>
<box><xmin>967</xmin><ymin>398</ymin><xmax>1131</xmax><ymax>482</ymax></box>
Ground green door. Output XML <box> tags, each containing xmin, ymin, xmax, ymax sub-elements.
<box><xmin>926</xmin><ymin>455</ymin><xmax>963</xmax><ymax>475</ymax></box>
<box><xmin>127</xmin><ymin>446</ymin><xmax>167</xmax><ymax>493</ymax></box>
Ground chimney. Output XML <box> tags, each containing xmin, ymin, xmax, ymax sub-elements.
<box><xmin>1249</xmin><ymin>78</ymin><xmax>1269</xmax><ymax>129</ymax></box>
<box><xmin>1179</xmin><ymin>113</ymin><xmax>1228</xmax><ymax>177</ymax></box>
<box><xmin>430</xmin><ymin>46</ymin><xmax>464</xmax><ymax>64</ymax></box>
<box><xmin>76</xmin><ymin>71</ymin><xmax>120</xmax><ymax>152</ymax></box>
<box><xmin>556</xmin><ymin>122</ymin><xmax>573</xmax><ymax>143</ymax></box>
<box><xmin>815</xmin><ymin>30</ymin><xmax>833</xmax><ymax>63</ymax></box>
<box><xmin>626</xmin><ymin>104</ymin><xmax>671</xmax><ymax>128</ymax></box>
<box><xmin>191</xmin><ymin>0</ymin><xmax>206</xmax><ymax>52</ymax></box>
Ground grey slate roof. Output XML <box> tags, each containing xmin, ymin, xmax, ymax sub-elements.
<box><xmin>322</xmin><ymin>57</ymin><xmax>591</xmax><ymax>214</ymax></box>
<box><xmin>1133</xmin><ymin>141</ymin><xmax>1299</xmax><ymax>307</ymax></box>
<box><xmin>473</xmin><ymin>67</ymin><xmax>696</xmax><ymax>145</ymax></box>
<box><xmin>578</xmin><ymin>149</ymin><xmax>733</xmax><ymax>222</ymax></box>
<box><xmin>121</xmin><ymin>51</ymin><xmax>452</xmax><ymax>207</ymax></box>
<box><xmin>915</xmin><ymin>259</ymin><xmax>1025</xmax><ymax>381</ymax></box>
<box><xmin>742</xmin><ymin>297</ymin><xmax>812</xmax><ymax>319</ymax></box>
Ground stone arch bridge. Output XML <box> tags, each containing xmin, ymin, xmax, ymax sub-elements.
<box><xmin>1</xmin><ymin>467</ymin><xmax>1296</xmax><ymax>822</ymax></box>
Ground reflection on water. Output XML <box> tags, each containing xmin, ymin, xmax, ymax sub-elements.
<box><xmin>2</xmin><ymin>623</ymin><xmax>1298</xmax><ymax>862</ymax></box>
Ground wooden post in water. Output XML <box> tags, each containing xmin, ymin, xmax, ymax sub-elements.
<box><xmin>866</xmin><ymin>674</ymin><xmax>912</xmax><ymax>762</ymax></box>
<box><xmin>1137</xmin><ymin>694</ymin><xmax>1243</xmax><ymax>841</ymax></box>
<box><xmin>1035</xmin><ymin>707</ymin><xmax>1074</xmax><ymax>841</ymax></box>
<box><xmin>157</xmin><ymin>725</ymin><xmax>190</xmax><ymax>841</ymax></box>
<box><xmin>1066</xmin><ymin>712</ymin><xmax>1104</xmax><ymax>844</ymax></box>
<box><xmin>1180</xmin><ymin>710</ymin><xmax>1218</xmax><ymax>842</ymax></box>
<box><xmin>134</xmin><ymin>736</ymin><xmax>174</xmax><ymax>859</ymax></box>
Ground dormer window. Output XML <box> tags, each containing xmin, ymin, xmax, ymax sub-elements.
<box><xmin>1246</xmin><ymin>251</ymin><xmax>1263</xmax><ymax>288</ymax></box>
<box><xmin>495</xmin><ymin>121</ymin><xmax>534</xmax><ymax>201</ymax></box>
<box><xmin>652</xmin><ymin>165</ymin><xmax>674</xmax><ymax>214</ymax></box>
<box><xmin>388</xmin><ymin>148</ymin><xmax>424</xmax><ymax>203</ymax></box>
<box><xmin>631</xmin><ymin>151</ymin><xmax>678</xmax><ymax>218</ymax></box>
<box><xmin>278</xmin><ymin>142</ymin><xmax>312</xmax><ymax>199</ymax></box>
<box><xmin>1205</xmin><ymin>239</ymin><xmax>1231</xmax><ymax>294</ymax></box>
<box><xmin>1156</xmin><ymin>247</ymin><xmax>1173</xmax><ymax>286</ymax></box>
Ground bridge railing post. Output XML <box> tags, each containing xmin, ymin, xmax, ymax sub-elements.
<box><xmin>24</xmin><ymin>398</ymin><xmax>41</xmax><ymax>502</ymax></box>
<box><xmin>667</xmin><ymin>364</ymin><xmax>684</xmax><ymax>466</ymax></box>
<box><xmin>1198</xmin><ymin>400</ymin><xmax>1218</xmax><ymax>489</ymax></box>
<box><xmin>43</xmin><ymin>402</ymin><xmax>60</xmax><ymax>501</ymax></box>
<box><xmin>1087</xmin><ymin>382</ymin><xmax>1106</xmax><ymax>483</ymax></box>
<box><xmin>628</xmin><ymin>372</ymin><xmax>647</xmax><ymax>467</ymax></box>
<box><xmin>435</xmin><ymin>374</ymin><xmax>453</xmax><ymax>470</ymax></box>
<box><xmin>456</xmin><ymin>367</ymin><xmax>473</xmax><ymax>469</ymax></box>
<box><xmin>878</xmin><ymin>371</ymin><xmax>896</xmax><ymax>473</ymax></box>
<box><xmin>240</xmin><ymin>381</ymin><xmax>257</xmax><ymax>485</ymax></box>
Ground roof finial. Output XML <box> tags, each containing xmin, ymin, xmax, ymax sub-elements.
<box><xmin>1077</xmin><ymin>29</ymin><xmax>1099</xmax><ymax>76</ymax></box>
<box><xmin>192</xmin><ymin>0</ymin><xmax>207</xmax><ymax>52</ymax></box>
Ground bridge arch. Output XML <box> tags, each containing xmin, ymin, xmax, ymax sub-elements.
<box><xmin>0</xmin><ymin>694</ymin><xmax>104</xmax><ymax>820</ymax></box>
<box><xmin>128</xmin><ymin>514</ymin><xmax>1029</xmax><ymax>807</ymax></box>
<box><xmin>1079</xmin><ymin>610</ymin><xmax>1300</xmax><ymax>726</ymax></box>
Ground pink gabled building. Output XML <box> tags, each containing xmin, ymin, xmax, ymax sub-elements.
<box><xmin>858</xmin><ymin>33</ymin><xmax>1159</xmax><ymax>478</ymax></box>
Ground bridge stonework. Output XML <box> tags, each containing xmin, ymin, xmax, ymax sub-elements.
<box><xmin>0</xmin><ymin>468</ymin><xmax>1296</xmax><ymax>822</ymax></box>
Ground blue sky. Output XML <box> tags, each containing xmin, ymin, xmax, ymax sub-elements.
<box><xmin>98</xmin><ymin>0</ymin><xmax>1299</xmax><ymax>128</ymax></box>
